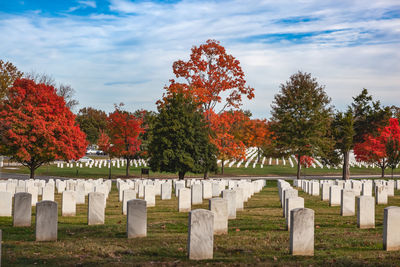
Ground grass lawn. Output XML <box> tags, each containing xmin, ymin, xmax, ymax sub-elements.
<box><xmin>1</xmin><ymin>162</ymin><xmax>399</xmax><ymax>179</ymax></box>
<box><xmin>1</xmin><ymin>180</ymin><xmax>400</xmax><ymax>266</ymax></box>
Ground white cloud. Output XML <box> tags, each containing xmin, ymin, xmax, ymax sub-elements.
<box><xmin>0</xmin><ymin>0</ymin><xmax>399</xmax><ymax>117</ymax></box>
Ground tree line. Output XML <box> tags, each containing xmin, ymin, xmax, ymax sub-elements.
<box><xmin>0</xmin><ymin>40</ymin><xmax>399</xmax><ymax>179</ymax></box>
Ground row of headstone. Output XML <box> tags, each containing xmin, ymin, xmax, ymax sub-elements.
<box><xmin>293</xmin><ymin>178</ymin><xmax>400</xmax><ymax>252</ymax></box>
<box><xmin>277</xmin><ymin>180</ymin><xmax>314</xmax><ymax>255</ymax></box>
<box><xmin>56</xmin><ymin>158</ymin><xmax>149</xmax><ymax>169</ymax></box>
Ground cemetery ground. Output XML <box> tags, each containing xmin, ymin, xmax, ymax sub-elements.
<box><xmin>1</xmin><ymin>162</ymin><xmax>399</xmax><ymax>179</ymax></box>
<box><xmin>1</xmin><ymin>181</ymin><xmax>400</xmax><ymax>266</ymax></box>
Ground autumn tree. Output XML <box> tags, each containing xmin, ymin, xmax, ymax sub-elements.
<box><xmin>105</xmin><ymin>105</ymin><xmax>143</xmax><ymax>177</ymax></box>
<box><xmin>97</xmin><ymin>130</ymin><xmax>112</xmax><ymax>178</ymax></box>
<box><xmin>270</xmin><ymin>71</ymin><xmax>333</xmax><ymax>179</ymax></box>
<box><xmin>148</xmin><ymin>93</ymin><xmax>216</xmax><ymax>179</ymax></box>
<box><xmin>76</xmin><ymin>107</ymin><xmax>108</xmax><ymax>144</ymax></box>
<box><xmin>0</xmin><ymin>78</ymin><xmax>87</xmax><ymax>178</ymax></box>
<box><xmin>25</xmin><ymin>71</ymin><xmax>79</xmax><ymax>110</ymax></box>
<box><xmin>165</xmin><ymin>39</ymin><xmax>255</xmax><ymax>114</ymax></box>
<box><xmin>332</xmin><ymin>108</ymin><xmax>355</xmax><ymax>180</ymax></box>
<box><xmin>382</xmin><ymin>118</ymin><xmax>400</xmax><ymax>178</ymax></box>
<box><xmin>208</xmin><ymin>110</ymin><xmax>246</xmax><ymax>174</ymax></box>
<box><xmin>162</xmin><ymin>40</ymin><xmax>255</xmax><ymax>176</ymax></box>
<box><xmin>354</xmin><ymin>135</ymin><xmax>387</xmax><ymax>177</ymax></box>
<box><xmin>0</xmin><ymin>59</ymin><xmax>23</xmax><ymax>101</ymax></box>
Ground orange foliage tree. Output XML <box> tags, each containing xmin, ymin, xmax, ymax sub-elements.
<box><xmin>0</xmin><ymin>78</ymin><xmax>87</xmax><ymax>178</ymax></box>
<box><xmin>105</xmin><ymin>107</ymin><xmax>144</xmax><ymax>177</ymax></box>
<box><xmin>161</xmin><ymin>40</ymin><xmax>256</xmax><ymax>175</ymax></box>
<box><xmin>354</xmin><ymin>118</ymin><xmax>400</xmax><ymax>177</ymax></box>
<box><xmin>208</xmin><ymin>110</ymin><xmax>246</xmax><ymax>174</ymax></box>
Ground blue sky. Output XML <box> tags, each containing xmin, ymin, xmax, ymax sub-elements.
<box><xmin>0</xmin><ymin>0</ymin><xmax>399</xmax><ymax>117</ymax></box>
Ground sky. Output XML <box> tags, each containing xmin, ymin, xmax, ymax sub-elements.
<box><xmin>0</xmin><ymin>0</ymin><xmax>399</xmax><ymax>118</ymax></box>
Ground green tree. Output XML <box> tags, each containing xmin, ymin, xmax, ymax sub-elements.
<box><xmin>332</xmin><ymin>108</ymin><xmax>355</xmax><ymax>180</ymax></box>
<box><xmin>0</xmin><ymin>59</ymin><xmax>23</xmax><ymax>100</ymax></box>
<box><xmin>148</xmin><ymin>93</ymin><xmax>216</xmax><ymax>179</ymax></box>
<box><xmin>270</xmin><ymin>71</ymin><xmax>333</xmax><ymax>179</ymax></box>
<box><xmin>351</xmin><ymin>88</ymin><xmax>391</xmax><ymax>143</ymax></box>
<box><xmin>386</xmin><ymin>138</ymin><xmax>400</xmax><ymax>178</ymax></box>
<box><xmin>76</xmin><ymin>107</ymin><xmax>108</xmax><ymax>144</ymax></box>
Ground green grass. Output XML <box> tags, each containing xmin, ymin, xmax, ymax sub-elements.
<box><xmin>1</xmin><ymin>162</ymin><xmax>399</xmax><ymax>179</ymax></box>
<box><xmin>1</xmin><ymin>181</ymin><xmax>400</xmax><ymax>266</ymax></box>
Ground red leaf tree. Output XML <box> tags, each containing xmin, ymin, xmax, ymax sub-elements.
<box><xmin>161</xmin><ymin>40</ymin><xmax>255</xmax><ymax>176</ymax></box>
<box><xmin>208</xmin><ymin>110</ymin><xmax>246</xmax><ymax>174</ymax></box>
<box><xmin>354</xmin><ymin>118</ymin><xmax>400</xmax><ymax>177</ymax></box>
<box><xmin>167</xmin><ymin>39</ymin><xmax>255</xmax><ymax>114</ymax></box>
<box><xmin>105</xmin><ymin>107</ymin><xmax>144</xmax><ymax>177</ymax></box>
<box><xmin>0</xmin><ymin>78</ymin><xmax>87</xmax><ymax>178</ymax></box>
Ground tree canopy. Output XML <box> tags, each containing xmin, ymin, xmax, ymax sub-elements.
<box><xmin>270</xmin><ymin>71</ymin><xmax>333</xmax><ymax>179</ymax></box>
<box><xmin>148</xmin><ymin>93</ymin><xmax>216</xmax><ymax>179</ymax></box>
<box><xmin>0</xmin><ymin>78</ymin><xmax>87</xmax><ymax>178</ymax></box>
<box><xmin>76</xmin><ymin>107</ymin><xmax>108</xmax><ymax>144</ymax></box>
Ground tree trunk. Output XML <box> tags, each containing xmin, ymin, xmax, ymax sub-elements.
<box><xmin>342</xmin><ymin>150</ymin><xmax>350</xmax><ymax>180</ymax></box>
<box><xmin>30</xmin><ymin>167</ymin><xmax>35</xmax><ymax>179</ymax></box>
<box><xmin>126</xmin><ymin>158</ymin><xmax>130</xmax><ymax>177</ymax></box>
<box><xmin>381</xmin><ymin>158</ymin><xmax>385</xmax><ymax>178</ymax></box>
<box><xmin>296</xmin><ymin>154</ymin><xmax>301</xmax><ymax>179</ymax></box>
<box><xmin>178</xmin><ymin>171</ymin><xmax>185</xmax><ymax>180</ymax></box>
<box><xmin>392</xmin><ymin>168</ymin><xmax>394</xmax><ymax>179</ymax></box>
<box><xmin>203</xmin><ymin>170</ymin><xmax>209</xmax><ymax>179</ymax></box>
<box><xmin>221</xmin><ymin>159</ymin><xmax>224</xmax><ymax>175</ymax></box>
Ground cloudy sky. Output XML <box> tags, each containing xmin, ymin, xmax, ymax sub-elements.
<box><xmin>0</xmin><ymin>0</ymin><xmax>399</xmax><ymax>118</ymax></box>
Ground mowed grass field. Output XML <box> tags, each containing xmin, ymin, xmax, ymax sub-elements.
<box><xmin>1</xmin><ymin>160</ymin><xmax>399</xmax><ymax>179</ymax></box>
<box><xmin>1</xmin><ymin>180</ymin><xmax>400</xmax><ymax>266</ymax></box>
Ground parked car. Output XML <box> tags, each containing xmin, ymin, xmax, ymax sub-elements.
<box><xmin>78</xmin><ymin>156</ymin><xmax>94</xmax><ymax>163</ymax></box>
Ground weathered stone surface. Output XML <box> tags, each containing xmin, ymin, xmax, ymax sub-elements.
<box><xmin>188</xmin><ymin>209</ymin><xmax>214</xmax><ymax>260</ymax></box>
<box><xmin>376</xmin><ymin>185</ymin><xmax>388</xmax><ymax>205</ymax></box>
<box><xmin>329</xmin><ymin>185</ymin><xmax>341</xmax><ymax>206</ymax></box>
<box><xmin>311</xmin><ymin>182</ymin><xmax>319</xmax><ymax>196</ymax></box>
<box><xmin>290</xmin><ymin>208</ymin><xmax>314</xmax><ymax>256</ymax></box>
<box><xmin>191</xmin><ymin>184</ymin><xmax>203</xmax><ymax>205</ymax></box>
<box><xmin>387</xmin><ymin>180</ymin><xmax>395</xmax><ymax>197</ymax></box>
<box><xmin>212</xmin><ymin>182</ymin><xmax>221</xmax><ymax>197</ymax></box>
<box><xmin>161</xmin><ymin>183</ymin><xmax>171</xmax><ymax>200</ymax></box>
<box><xmin>175</xmin><ymin>183</ymin><xmax>185</xmax><ymax>197</ymax></box>
<box><xmin>202</xmin><ymin>181</ymin><xmax>212</xmax><ymax>199</ymax></box>
<box><xmin>144</xmin><ymin>185</ymin><xmax>155</xmax><ymax>207</ymax></box>
<box><xmin>234</xmin><ymin>187</ymin><xmax>244</xmax><ymax>211</ymax></box>
<box><xmin>0</xmin><ymin>191</ymin><xmax>12</xmax><ymax>216</ymax></box>
<box><xmin>341</xmin><ymin>189</ymin><xmax>355</xmax><ymax>216</ymax></box>
<box><xmin>13</xmin><ymin>192</ymin><xmax>32</xmax><ymax>227</ymax></box>
<box><xmin>383</xmin><ymin>206</ymin><xmax>400</xmax><ymax>251</ymax></box>
<box><xmin>75</xmin><ymin>189</ymin><xmax>86</xmax><ymax>205</ymax></box>
<box><xmin>42</xmin><ymin>185</ymin><xmax>54</xmax><ymax>201</ymax></box>
<box><xmin>26</xmin><ymin>186</ymin><xmax>38</xmax><ymax>206</ymax></box>
<box><xmin>209</xmin><ymin>198</ymin><xmax>228</xmax><ymax>235</ymax></box>
<box><xmin>283</xmin><ymin>189</ymin><xmax>298</xmax><ymax>217</ymax></box>
<box><xmin>127</xmin><ymin>199</ymin><xmax>147</xmax><ymax>238</ymax></box>
<box><xmin>357</xmin><ymin>196</ymin><xmax>375</xmax><ymax>229</ymax></box>
<box><xmin>88</xmin><ymin>192</ymin><xmax>105</xmax><ymax>225</ymax></box>
<box><xmin>62</xmin><ymin>191</ymin><xmax>76</xmax><ymax>216</ymax></box>
<box><xmin>35</xmin><ymin>201</ymin><xmax>58</xmax><ymax>241</ymax></box>
<box><xmin>286</xmin><ymin>197</ymin><xmax>304</xmax><ymax>231</ymax></box>
<box><xmin>123</xmin><ymin>189</ymin><xmax>137</xmax><ymax>215</ymax></box>
<box><xmin>222</xmin><ymin>190</ymin><xmax>236</xmax><ymax>219</ymax></box>
<box><xmin>362</xmin><ymin>182</ymin><xmax>372</xmax><ymax>196</ymax></box>
<box><xmin>179</xmin><ymin>188</ymin><xmax>191</xmax><ymax>212</ymax></box>
<box><xmin>321</xmin><ymin>183</ymin><xmax>330</xmax><ymax>201</ymax></box>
